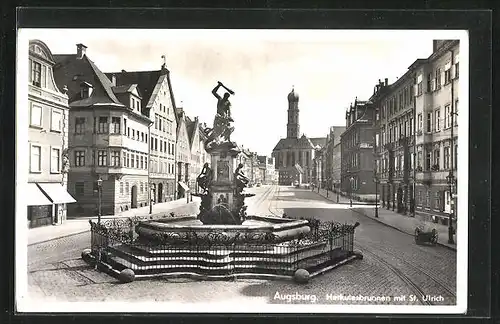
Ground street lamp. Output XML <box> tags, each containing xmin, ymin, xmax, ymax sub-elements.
<box><xmin>97</xmin><ymin>177</ymin><xmax>103</xmax><ymax>224</ymax></box>
<box><xmin>446</xmin><ymin>172</ymin><xmax>455</xmax><ymax>244</ymax></box>
<box><xmin>374</xmin><ymin>176</ymin><xmax>379</xmax><ymax>218</ymax></box>
<box><xmin>349</xmin><ymin>176</ymin><xmax>354</xmax><ymax>207</ymax></box>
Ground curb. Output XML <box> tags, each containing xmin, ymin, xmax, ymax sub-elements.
<box><xmin>28</xmin><ymin>229</ymin><xmax>90</xmax><ymax>246</ymax></box>
<box><xmin>311</xmin><ymin>190</ymin><xmax>375</xmax><ymax>206</ymax></box>
<box><xmin>351</xmin><ymin>208</ymin><xmax>457</xmax><ymax>252</ymax></box>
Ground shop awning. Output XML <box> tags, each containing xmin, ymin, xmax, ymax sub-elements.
<box><xmin>26</xmin><ymin>183</ymin><xmax>53</xmax><ymax>206</ymax></box>
<box><xmin>178</xmin><ymin>181</ymin><xmax>190</xmax><ymax>191</ymax></box>
<box><xmin>38</xmin><ymin>183</ymin><xmax>77</xmax><ymax>204</ymax></box>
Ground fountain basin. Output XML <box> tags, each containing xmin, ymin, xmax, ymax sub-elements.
<box><xmin>135</xmin><ymin>215</ymin><xmax>311</xmax><ymax>244</ymax></box>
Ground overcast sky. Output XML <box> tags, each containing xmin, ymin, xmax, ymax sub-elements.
<box><xmin>20</xmin><ymin>29</ymin><xmax>457</xmax><ymax>156</ymax></box>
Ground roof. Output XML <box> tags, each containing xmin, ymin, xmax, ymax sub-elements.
<box><xmin>107</xmin><ymin>70</ymin><xmax>161</xmax><ymax>110</ymax></box>
<box><xmin>53</xmin><ymin>54</ymin><xmax>124</xmax><ymax>107</ymax></box>
<box><xmin>111</xmin><ymin>84</ymin><xmax>140</xmax><ymax>96</ymax></box>
<box><xmin>185</xmin><ymin>116</ymin><xmax>199</xmax><ymax>149</ymax></box>
<box><xmin>309</xmin><ymin>137</ymin><xmax>327</xmax><ymax>148</ymax></box>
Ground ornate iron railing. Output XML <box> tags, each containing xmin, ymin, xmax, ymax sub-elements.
<box><xmin>89</xmin><ymin>217</ymin><xmax>359</xmax><ymax>276</ymax></box>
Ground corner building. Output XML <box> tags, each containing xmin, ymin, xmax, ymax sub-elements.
<box><xmin>340</xmin><ymin>99</ymin><xmax>377</xmax><ymax>199</ymax></box>
<box><xmin>27</xmin><ymin>39</ymin><xmax>76</xmax><ymax>227</ymax></box>
<box><xmin>54</xmin><ymin>44</ymin><xmax>152</xmax><ymax>216</ymax></box>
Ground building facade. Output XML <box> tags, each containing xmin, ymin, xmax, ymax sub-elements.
<box><xmin>412</xmin><ymin>40</ymin><xmax>459</xmax><ymax>223</ymax></box>
<box><xmin>109</xmin><ymin>60</ymin><xmax>178</xmax><ymax>203</ymax></box>
<box><xmin>54</xmin><ymin>44</ymin><xmax>152</xmax><ymax>216</ymax></box>
<box><xmin>27</xmin><ymin>39</ymin><xmax>75</xmax><ymax>228</ymax></box>
<box><xmin>187</xmin><ymin>116</ymin><xmax>210</xmax><ymax>194</ymax></box>
<box><xmin>175</xmin><ymin>107</ymin><xmax>191</xmax><ymax>198</ymax></box>
<box><xmin>340</xmin><ymin>98</ymin><xmax>377</xmax><ymax>199</ymax></box>
<box><xmin>374</xmin><ymin>73</ymin><xmax>416</xmax><ymax>215</ymax></box>
<box><xmin>272</xmin><ymin>88</ymin><xmax>326</xmax><ymax>185</ymax></box>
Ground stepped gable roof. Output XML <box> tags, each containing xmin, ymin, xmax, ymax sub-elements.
<box><xmin>53</xmin><ymin>54</ymin><xmax>123</xmax><ymax>107</ymax></box>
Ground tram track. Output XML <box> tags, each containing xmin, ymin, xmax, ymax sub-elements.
<box><xmin>356</xmin><ymin>242</ymin><xmax>432</xmax><ymax>305</ymax></box>
<box><xmin>356</xmin><ymin>241</ymin><xmax>456</xmax><ymax>305</ymax></box>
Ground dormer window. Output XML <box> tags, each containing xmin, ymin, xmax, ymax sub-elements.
<box><xmin>80</xmin><ymin>82</ymin><xmax>93</xmax><ymax>99</ymax></box>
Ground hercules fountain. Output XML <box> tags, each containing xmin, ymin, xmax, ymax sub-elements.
<box><xmin>84</xmin><ymin>82</ymin><xmax>361</xmax><ymax>283</ymax></box>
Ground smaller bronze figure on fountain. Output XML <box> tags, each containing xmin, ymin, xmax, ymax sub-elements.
<box><xmin>234</xmin><ymin>163</ymin><xmax>250</xmax><ymax>195</ymax></box>
<box><xmin>196</xmin><ymin>163</ymin><xmax>213</xmax><ymax>194</ymax></box>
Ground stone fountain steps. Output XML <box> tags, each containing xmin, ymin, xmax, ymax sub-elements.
<box><xmin>105</xmin><ymin>241</ymin><xmax>343</xmax><ymax>276</ymax></box>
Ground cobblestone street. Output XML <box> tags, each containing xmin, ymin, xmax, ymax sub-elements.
<box><xmin>27</xmin><ymin>185</ymin><xmax>456</xmax><ymax>306</ymax></box>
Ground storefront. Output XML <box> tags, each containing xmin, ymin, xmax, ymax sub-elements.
<box><xmin>27</xmin><ymin>183</ymin><xmax>53</xmax><ymax>228</ymax></box>
<box><xmin>27</xmin><ymin>182</ymin><xmax>76</xmax><ymax>228</ymax></box>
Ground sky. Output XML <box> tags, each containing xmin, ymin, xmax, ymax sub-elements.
<box><xmin>20</xmin><ymin>29</ymin><xmax>450</xmax><ymax>156</ymax></box>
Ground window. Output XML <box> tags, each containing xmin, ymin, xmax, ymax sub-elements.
<box><xmin>136</xmin><ymin>155</ymin><xmax>139</xmax><ymax>169</ymax></box>
<box><xmin>111</xmin><ymin>117</ymin><xmax>121</xmax><ymax>134</ymax></box>
<box><xmin>75</xmin><ymin>182</ymin><xmax>84</xmax><ymax>196</ymax></box>
<box><xmin>131</xmin><ymin>154</ymin><xmax>135</xmax><ymax>168</ymax></box>
<box><xmin>140</xmin><ymin>182</ymin><xmax>144</xmax><ymax>193</ymax></box>
<box><xmin>417</xmin><ymin>190</ymin><xmax>422</xmax><ymax>205</ymax></box>
<box><xmin>126</xmin><ymin>182</ymin><xmax>130</xmax><ymax>194</ymax></box>
<box><xmin>417</xmin><ymin>114</ymin><xmax>423</xmax><ymax>132</ymax></box>
<box><xmin>435</xmin><ymin>191</ymin><xmax>441</xmax><ymax>210</ymax></box>
<box><xmin>75</xmin><ymin>117</ymin><xmax>85</xmax><ymax>134</ymax></box>
<box><xmin>454</xmin><ymin>144</ymin><xmax>458</xmax><ymax>169</ymax></box>
<box><xmin>425</xmin><ymin>148</ymin><xmax>431</xmax><ymax>171</ymax></box>
<box><xmin>444</xmin><ymin>146</ymin><xmax>450</xmax><ymax>169</ymax></box>
<box><xmin>141</xmin><ymin>132</ymin><xmax>144</xmax><ymax>142</ymax></box>
<box><xmin>435</xmin><ymin>67</ymin><xmax>441</xmax><ymax>89</ymax></box>
<box><xmin>31</xmin><ymin>60</ymin><xmax>41</xmax><ymax>86</ymax></box>
<box><xmin>154</xmin><ymin>138</ymin><xmax>158</xmax><ymax>151</ymax></box>
<box><xmin>50</xmin><ymin>147</ymin><xmax>60</xmax><ymax>173</ymax></box>
<box><xmin>454</xmin><ymin>100</ymin><xmax>459</xmax><ymax>126</ymax></box>
<box><xmin>426</xmin><ymin>112</ymin><xmax>432</xmax><ymax>133</ymax></box>
<box><xmin>433</xmin><ymin>148</ymin><xmax>440</xmax><ymax>170</ymax></box>
<box><xmin>426</xmin><ymin>73</ymin><xmax>432</xmax><ymax>92</ymax></box>
<box><xmin>98</xmin><ymin>117</ymin><xmax>108</xmax><ymax>133</ymax></box>
<box><xmin>444</xmin><ymin>63</ymin><xmax>451</xmax><ymax>84</ymax></box>
<box><xmin>159</xmin><ymin>118</ymin><xmax>162</xmax><ymax>131</ymax></box>
<box><xmin>75</xmin><ymin>150</ymin><xmax>85</xmax><ymax>166</ymax></box>
<box><xmin>455</xmin><ymin>62</ymin><xmax>459</xmax><ymax>79</ymax></box>
<box><xmin>30</xmin><ymin>105</ymin><xmax>42</xmax><ymax>127</ymax></box>
<box><xmin>140</xmin><ymin>156</ymin><xmax>144</xmax><ymax>169</ymax></box>
<box><xmin>435</xmin><ymin>109</ymin><xmax>441</xmax><ymax>132</ymax></box>
<box><xmin>425</xmin><ymin>190</ymin><xmax>431</xmax><ymax>208</ymax></box>
<box><xmin>123</xmin><ymin>119</ymin><xmax>127</xmax><ymax>135</ymax></box>
<box><xmin>444</xmin><ymin>104</ymin><xmax>451</xmax><ymax>128</ymax></box>
<box><xmin>120</xmin><ymin>182</ymin><xmax>124</xmax><ymax>195</ymax></box>
<box><xmin>160</xmin><ymin>140</ymin><xmax>163</xmax><ymax>153</ymax></box>
<box><xmin>145</xmin><ymin>158</ymin><xmax>148</xmax><ymax>170</ymax></box>
<box><xmin>123</xmin><ymin>152</ymin><xmax>127</xmax><ymax>167</ymax></box>
<box><xmin>132</xmin><ymin>129</ymin><xmax>135</xmax><ymax>139</ymax></box>
<box><xmin>50</xmin><ymin>109</ymin><xmax>62</xmax><ymax>132</ymax></box>
<box><xmin>155</xmin><ymin>115</ymin><xmax>158</xmax><ymax>129</ymax></box>
<box><xmin>30</xmin><ymin>145</ymin><xmax>41</xmax><ymax>172</ymax></box>
<box><xmin>151</xmin><ymin>138</ymin><xmax>154</xmax><ymax>150</ymax></box>
<box><xmin>127</xmin><ymin>127</ymin><xmax>130</xmax><ymax>137</ymax></box>
<box><xmin>111</xmin><ymin>151</ymin><xmax>120</xmax><ymax>167</ymax></box>
<box><xmin>97</xmin><ymin>150</ymin><xmax>107</xmax><ymax>166</ymax></box>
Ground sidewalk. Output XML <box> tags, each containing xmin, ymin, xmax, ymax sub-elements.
<box><xmin>352</xmin><ymin>206</ymin><xmax>457</xmax><ymax>251</ymax></box>
<box><xmin>28</xmin><ymin>197</ymin><xmax>200</xmax><ymax>245</ymax></box>
<box><xmin>313</xmin><ymin>188</ymin><xmax>374</xmax><ymax>206</ymax></box>
<box><xmin>311</xmin><ymin>188</ymin><xmax>456</xmax><ymax>251</ymax></box>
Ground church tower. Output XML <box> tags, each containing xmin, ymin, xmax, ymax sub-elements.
<box><xmin>286</xmin><ymin>87</ymin><xmax>300</xmax><ymax>139</ymax></box>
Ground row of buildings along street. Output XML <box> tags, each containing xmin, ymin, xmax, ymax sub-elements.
<box><xmin>26</xmin><ymin>40</ymin><xmax>277</xmax><ymax>228</ymax></box>
<box><xmin>310</xmin><ymin>39</ymin><xmax>459</xmax><ymax>228</ymax></box>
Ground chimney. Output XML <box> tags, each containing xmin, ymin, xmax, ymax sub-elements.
<box><xmin>110</xmin><ymin>74</ymin><xmax>116</xmax><ymax>86</ymax></box>
<box><xmin>76</xmin><ymin>44</ymin><xmax>87</xmax><ymax>59</ymax></box>
<box><xmin>121</xmin><ymin>69</ymin><xmax>126</xmax><ymax>73</ymax></box>
<box><xmin>384</xmin><ymin>78</ymin><xmax>388</xmax><ymax>86</ymax></box>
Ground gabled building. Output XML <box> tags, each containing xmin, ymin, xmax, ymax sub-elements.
<box><xmin>175</xmin><ymin>107</ymin><xmax>191</xmax><ymax>198</ymax></box>
<box><xmin>27</xmin><ymin>39</ymin><xmax>75</xmax><ymax>228</ymax></box>
<box><xmin>186</xmin><ymin>115</ymin><xmax>210</xmax><ymax>193</ymax></box>
<box><xmin>272</xmin><ymin>88</ymin><xmax>326</xmax><ymax>185</ymax></box>
<box><xmin>53</xmin><ymin>44</ymin><xmax>152</xmax><ymax>216</ymax></box>
<box><xmin>108</xmin><ymin>58</ymin><xmax>178</xmax><ymax>203</ymax></box>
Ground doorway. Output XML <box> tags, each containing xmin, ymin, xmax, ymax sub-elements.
<box><xmin>158</xmin><ymin>183</ymin><xmax>163</xmax><ymax>203</ymax></box>
<box><xmin>131</xmin><ymin>185</ymin><xmax>138</xmax><ymax>209</ymax></box>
